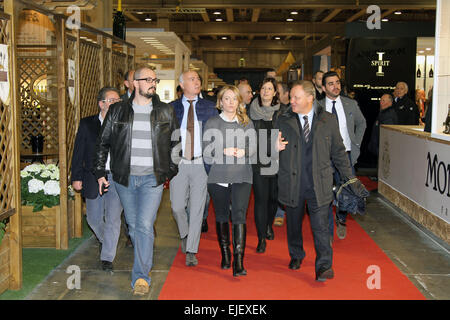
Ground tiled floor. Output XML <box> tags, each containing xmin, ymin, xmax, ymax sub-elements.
<box><xmin>24</xmin><ymin>185</ymin><xmax>450</xmax><ymax>300</ymax></box>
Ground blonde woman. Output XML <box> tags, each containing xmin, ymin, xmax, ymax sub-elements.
<box><xmin>203</xmin><ymin>85</ymin><xmax>256</xmax><ymax>277</ymax></box>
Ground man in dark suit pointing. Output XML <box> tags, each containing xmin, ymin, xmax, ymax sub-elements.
<box><xmin>275</xmin><ymin>80</ymin><xmax>355</xmax><ymax>282</ymax></box>
<box><xmin>71</xmin><ymin>87</ymin><xmax>123</xmax><ymax>272</ymax></box>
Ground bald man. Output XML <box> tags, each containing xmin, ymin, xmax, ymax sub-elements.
<box><xmin>392</xmin><ymin>82</ymin><xmax>420</xmax><ymax>125</ymax></box>
<box><xmin>238</xmin><ymin>82</ymin><xmax>253</xmax><ymax>113</ymax></box>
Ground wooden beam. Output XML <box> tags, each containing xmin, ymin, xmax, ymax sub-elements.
<box><xmin>381</xmin><ymin>8</ymin><xmax>397</xmax><ymax>19</ymax></box>
<box><xmin>201</xmin><ymin>12</ymin><xmax>210</xmax><ymax>22</ymax></box>
<box><xmin>322</xmin><ymin>9</ymin><xmax>342</xmax><ymax>22</ymax></box>
<box><xmin>118</xmin><ymin>0</ymin><xmax>436</xmax><ymax>10</ymax></box>
<box><xmin>4</xmin><ymin>0</ymin><xmax>23</xmax><ymax>290</ymax></box>
<box><xmin>55</xmin><ymin>17</ymin><xmax>69</xmax><ymax>250</ymax></box>
<box><xmin>346</xmin><ymin>9</ymin><xmax>366</xmax><ymax>22</ymax></box>
<box><xmin>251</xmin><ymin>8</ymin><xmax>260</xmax><ymax>22</ymax></box>
<box><xmin>74</xmin><ymin>30</ymin><xmax>83</xmax><ymax>238</ymax></box>
<box><xmin>124</xmin><ymin>11</ymin><xmax>139</xmax><ymax>22</ymax></box>
<box><xmin>226</xmin><ymin>8</ymin><xmax>234</xmax><ymax>22</ymax></box>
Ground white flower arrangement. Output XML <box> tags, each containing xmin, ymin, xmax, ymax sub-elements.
<box><xmin>21</xmin><ymin>164</ymin><xmax>73</xmax><ymax>212</ymax></box>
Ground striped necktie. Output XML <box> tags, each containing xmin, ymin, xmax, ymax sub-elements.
<box><xmin>303</xmin><ymin>115</ymin><xmax>310</xmax><ymax>143</ymax></box>
<box><xmin>185</xmin><ymin>100</ymin><xmax>195</xmax><ymax>160</ymax></box>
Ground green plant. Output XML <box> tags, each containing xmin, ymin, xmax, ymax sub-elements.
<box><xmin>0</xmin><ymin>220</ymin><xmax>6</xmax><ymax>245</ymax></box>
<box><xmin>20</xmin><ymin>164</ymin><xmax>74</xmax><ymax>212</ymax></box>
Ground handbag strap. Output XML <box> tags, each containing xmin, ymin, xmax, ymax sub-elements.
<box><xmin>336</xmin><ymin>177</ymin><xmax>360</xmax><ymax>199</ymax></box>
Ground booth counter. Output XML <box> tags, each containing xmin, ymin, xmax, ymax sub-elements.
<box><xmin>378</xmin><ymin>125</ymin><xmax>450</xmax><ymax>244</ymax></box>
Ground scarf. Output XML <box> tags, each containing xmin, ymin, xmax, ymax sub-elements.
<box><xmin>249</xmin><ymin>98</ymin><xmax>280</xmax><ymax>121</ymax></box>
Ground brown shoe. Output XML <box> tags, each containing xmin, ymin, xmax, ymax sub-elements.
<box><xmin>133</xmin><ymin>278</ymin><xmax>149</xmax><ymax>296</ymax></box>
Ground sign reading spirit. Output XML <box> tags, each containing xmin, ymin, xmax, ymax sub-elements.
<box><xmin>371</xmin><ymin>52</ymin><xmax>391</xmax><ymax>77</ymax></box>
<box><xmin>345</xmin><ymin>38</ymin><xmax>416</xmax><ymax>163</ymax></box>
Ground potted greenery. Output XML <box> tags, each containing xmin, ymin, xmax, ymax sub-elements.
<box><xmin>20</xmin><ymin>164</ymin><xmax>75</xmax><ymax>248</ymax></box>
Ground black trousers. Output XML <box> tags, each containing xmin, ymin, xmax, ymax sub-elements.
<box><xmin>252</xmin><ymin>172</ymin><xmax>278</xmax><ymax>239</ymax></box>
<box><xmin>285</xmin><ymin>191</ymin><xmax>332</xmax><ymax>273</ymax></box>
<box><xmin>208</xmin><ymin>183</ymin><xmax>252</xmax><ymax>225</ymax></box>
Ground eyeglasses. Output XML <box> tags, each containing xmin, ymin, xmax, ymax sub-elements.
<box><xmin>102</xmin><ymin>98</ymin><xmax>122</xmax><ymax>103</ymax></box>
<box><xmin>135</xmin><ymin>77</ymin><xmax>160</xmax><ymax>84</ymax></box>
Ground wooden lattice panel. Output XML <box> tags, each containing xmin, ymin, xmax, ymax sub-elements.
<box><xmin>0</xmin><ymin>18</ymin><xmax>14</xmax><ymax>212</ymax></box>
<box><xmin>65</xmin><ymin>37</ymin><xmax>77</xmax><ymax>181</ymax></box>
<box><xmin>18</xmin><ymin>55</ymin><xmax>58</xmax><ymax>151</ymax></box>
<box><xmin>103</xmin><ymin>48</ymin><xmax>111</xmax><ymax>87</ymax></box>
<box><xmin>127</xmin><ymin>54</ymin><xmax>134</xmax><ymax>75</ymax></box>
<box><xmin>80</xmin><ymin>41</ymin><xmax>100</xmax><ymax>119</ymax></box>
<box><xmin>112</xmin><ymin>51</ymin><xmax>126</xmax><ymax>92</ymax></box>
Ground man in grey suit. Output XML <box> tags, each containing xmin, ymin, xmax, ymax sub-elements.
<box><xmin>318</xmin><ymin>71</ymin><xmax>366</xmax><ymax>240</ymax></box>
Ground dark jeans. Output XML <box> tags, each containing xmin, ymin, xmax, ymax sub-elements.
<box><xmin>286</xmin><ymin>192</ymin><xmax>332</xmax><ymax>273</ymax></box>
<box><xmin>208</xmin><ymin>183</ymin><xmax>252</xmax><ymax>225</ymax></box>
<box><xmin>328</xmin><ymin>152</ymin><xmax>355</xmax><ymax>235</ymax></box>
<box><xmin>253</xmin><ymin>172</ymin><xmax>278</xmax><ymax>239</ymax></box>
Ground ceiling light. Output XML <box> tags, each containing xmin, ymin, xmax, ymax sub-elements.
<box><xmin>221</xmin><ymin>36</ymin><xmax>227</xmax><ymax>40</ymax></box>
<box><xmin>419</xmin><ymin>50</ymin><xmax>424</xmax><ymax>53</ymax></box>
<box><xmin>213</xmin><ymin>11</ymin><xmax>221</xmax><ymax>15</ymax></box>
<box><xmin>394</xmin><ymin>11</ymin><xmax>402</xmax><ymax>15</ymax></box>
<box><xmin>274</xmin><ymin>36</ymin><xmax>281</xmax><ymax>40</ymax></box>
<box><xmin>216</xmin><ymin>18</ymin><xmax>223</xmax><ymax>21</ymax></box>
<box><xmin>145</xmin><ymin>15</ymin><xmax>152</xmax><ymax>21</ymax></box>
<box><xmin>290</xmin><ymin>11</ymin><xmax>298</xmax><ymax>15</ymax></box>
<box><xmin>382</xmin><ymin>18</ymin><xmax>388</xmax><ymax>22</ymax></box>
<box><xmin>286</xmin><ymin>18</ymin><xmax>294</xmax><ymax>22</ymax></box>
<box><xmin>137</xmin><ymin>12</ymin><xmax>144</xmax><ymax>15</ymax></box>
<box><xmin>426</xmin><ymin>47</ymin><xmax>432</xmax><ymax>51</ymax></box>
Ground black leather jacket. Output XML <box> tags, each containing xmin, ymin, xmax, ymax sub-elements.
<box><xmin>94</xmin><ymin>93</ymin><xmax>179</xmax><ymax>187</ymax></box>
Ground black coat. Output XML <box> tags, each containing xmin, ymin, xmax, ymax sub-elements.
<box><xmin>393</xmin><ymin>95</ymin><xmax>420</xmax><ymax>125</ymax></box>
<box><xmin>94</xmin><ymin>92</ymin><xmax>179</xmax><ymax>187</ymax></box>
<box><xmin>368</xmin><ymin>105</ymin><xmax>398</xmax><ymax>156</ymax></box>
<box><xmin>275</xmin><ymin>105</ymin><xmax>354</xmax><ymax>208</ymax></box>
<box><xmin>71</xmin><ymin>115</ymin><xmax>102</xmax><ymax>199</ymax></box>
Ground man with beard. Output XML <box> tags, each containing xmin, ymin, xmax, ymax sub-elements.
<box><xmin>317</xmin><ymin>71</ymin><xmax>366</xmax><ymax>241</ymax></box>
<box><xmin>95</xmin><ymin>66</ymin><xmax>179</xmax><ymax>295</ymax></box>
<box><xmin>170</xmin><ymin>70</ymin><xmax>217</xmax><ymax>267</ymax></box>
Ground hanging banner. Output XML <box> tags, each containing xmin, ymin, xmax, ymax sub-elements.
<box><xmin>0</xmin><ymin>44</ymin><xmax>10</xmax><ymax>105</ymax></box>
<box><xmin>68</xmin><ymin>59</ymin><xmax>76</xmax><ymax>105</ymax></box>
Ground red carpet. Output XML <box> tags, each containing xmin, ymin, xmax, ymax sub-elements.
<box><xmin>158</xmin><ymin>177</ymin><xmax>424</xmax><ymax>300</ymax></box>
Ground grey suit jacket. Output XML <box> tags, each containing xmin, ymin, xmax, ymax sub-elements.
<box><xmin>317</xmin><ymin>96</ymin><xmax>366</xmax><ymax>166</ymax></box>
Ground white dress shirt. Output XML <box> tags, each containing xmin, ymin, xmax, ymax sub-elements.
<box><xmin>325</xmin><ymin>96</ymin><xmax>351</xmax><ymax>152</ymax></box>
<box><xmin>99</xmin><ymin>113</ymin><xmax>111</xmax><ymax>171</ymax></box>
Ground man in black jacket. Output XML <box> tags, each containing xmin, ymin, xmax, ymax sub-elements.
<box><xmin>275</xmin><ymin>80</ymin><xmax>354</xmax><ymax>282</ymax></box>
<box><xmin>393</xmin><ymin>81</ymin><xmax>420</xmax><ymax>125</ymax></box>
<box><xmin>94</xmin><ymin>66</ymin><xmax>179</xmax><ymax>296</ymax></box>
<box><xmin>71</xmin><ymin>87</ymin><xmax>123</xmax><ymax>272</ymax></box>
<box><xmin>368</xmin><ymin>93</ymin><xmax>398</xmax><ymax>157</ymax></box>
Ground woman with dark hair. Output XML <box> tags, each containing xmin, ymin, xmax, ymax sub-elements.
<box><xmin>203</xmin><ymin>85</ymin><xmax>256</xmax><ymax>276</ymax></box>
<box><xmin>248</xmin><ymin>77</ymin><xmax>281</xmax><ymax>253</ymax></box>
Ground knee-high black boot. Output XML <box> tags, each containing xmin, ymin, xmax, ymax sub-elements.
<box><xmin>232</xmin><ymin>224</ymin><xmax>247</xmax><ymax>276</ymax></box>
<box><xmin>216</xmin><ymin>222</ymin><xmax>231</xmax><ymax>269</ymax></box>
